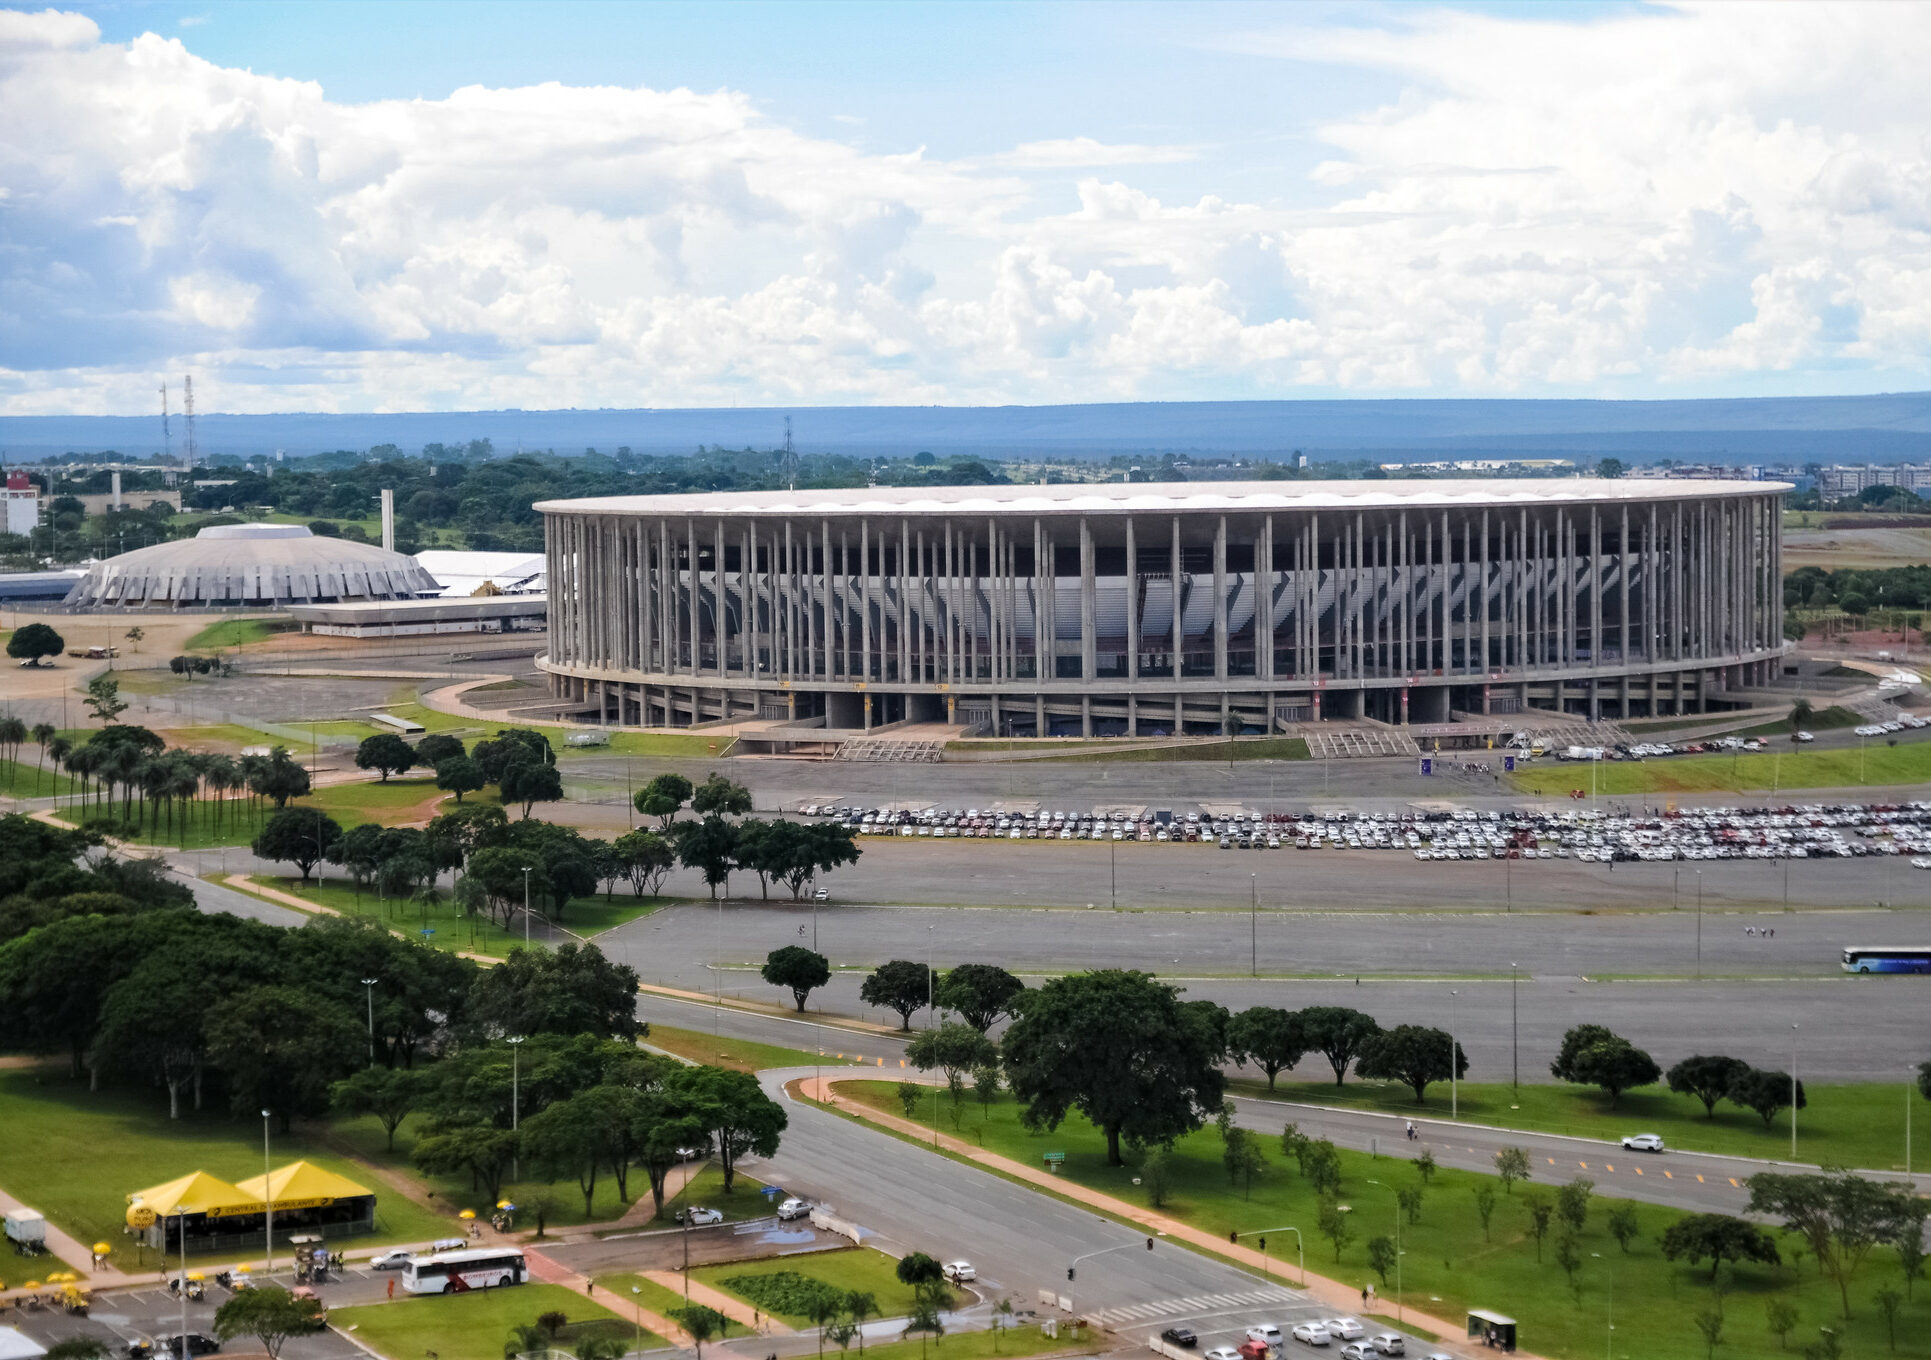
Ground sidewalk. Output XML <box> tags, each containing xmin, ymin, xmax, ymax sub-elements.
<box><xmin>0</xmin><ymin>1184</ymin><xmax>132</xmax><ymax>1285</ymax></box>
<box><xmin>638</xmin><ymin>983</ymin><xmax>908</xmax><ymax>1039</ymax></box>
<box><xmin>641</xmin><ymin>1269</ymin><xmax>794</xmax><ymax>1336</ymax></box>
<box><xmin>524</xmin><ymin>1248</ymin><xmax>693</xmax><ymax>1345</ymax></box>
<box><xmin>799</xmin><ymin>1077</ymin><xmax>1532</xmax><ymax>1360</ymax></box>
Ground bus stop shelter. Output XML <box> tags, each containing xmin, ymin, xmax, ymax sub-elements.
<box><xmin>1467</xmin><ymin>1309</ymin><xmax>1517</xmax><ymax>1352</ymax></box>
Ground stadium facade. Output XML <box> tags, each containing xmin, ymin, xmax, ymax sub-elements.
<box><xmin>535</xmin><ymin>479</ymin><xmax>1788</xmax><ymax>736</ymax></box>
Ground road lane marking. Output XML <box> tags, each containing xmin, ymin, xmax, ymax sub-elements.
<box><xmin>1663</xmin><ymin>1170</ymin><xmax>1672</xmax><ymax>1179</ymax></box>
<box><xmin>1696</xmin><ymin>1174</ymin><xmax>1705</xmax><ymax>1182</ymax></box>
<box><xmin>1605</xmin><ymin>1163</ymin><xmax>1615</xmax><ymax>1172</ymax></box>
<box><xmin>1729</xmin><ymin>1177</ymin><xmax>1740</xmax><ymax>1187</ymax></box>
<box><xmin>1635</xmin><ymin>1168</ymin><xmax>1643</xmax><ymax>1175</ymax></box>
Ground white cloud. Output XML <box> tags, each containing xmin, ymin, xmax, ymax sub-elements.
<box><xmin>3</xmin><ymin>3</ymin><xmax>1931</xmax><ymax>414</ymax></box>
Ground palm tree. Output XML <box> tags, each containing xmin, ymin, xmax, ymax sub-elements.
<box><xmin>45</xmin><ymin>735</ymin><xmax>72</xmax><ymax>808</ymax></box>
<box><xmin>502</xmin><ymin>1325</ymin><xmax>550</xmax><ymax>1360</ymax></box>
<box><xmin>203</xmin><ymin>754</ymin><xmax>243</xmax><ymax>831</ymax></box>
<box><xmin>0</xmin><ymin>715</ymin><xmax>26</xmax><ymax>789</ymax></box>
<box><xmin>29</xmin><ymin>722</ymin><xmax>55</xmax><ymax>794</ymax></box>
<box><xmin>573</xmin><ymin>1339</ymin><xmax>624</xmax><ymax>1360</ymax></box>
<box><xmin>62</xmin><ymin>742</ymin><xmax>97</xmax><ymax>814</ymax></box>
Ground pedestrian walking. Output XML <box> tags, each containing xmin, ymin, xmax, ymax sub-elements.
<box><xmin>387</xmin><ymin>1277</ymin><xmax>395</xmax><ymax>1300</ymax></box>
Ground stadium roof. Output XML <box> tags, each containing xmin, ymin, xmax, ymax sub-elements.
<box><xmin>63</xmin><ymin>523</ymin><xmax>437</xmax><ymax>608</ymax></box>
<box><xmin>537</xmin><ymin>477</ymin><xmax>1789</xmax><ymax>519</ymax></box>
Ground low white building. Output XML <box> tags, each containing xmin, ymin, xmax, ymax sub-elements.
<box><xmin>413</xmin><ymin>549</ymin><xmax>546</xmax><ymax>598</ymax></box>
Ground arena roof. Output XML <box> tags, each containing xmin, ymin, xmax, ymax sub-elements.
<box><xmin>63</xmin><ymin>522</ymin><xmax>438</xmax><ymax>608</ymax></box>
<box><xmin>537</xmin><ymin>477</ymin><xmax>1789</xmax><ymax>519</ymax></box>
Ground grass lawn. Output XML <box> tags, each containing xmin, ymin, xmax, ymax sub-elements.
<box><xmin>662</xmin><ymin>1164</ymin><xmax>771</xmax><ymax>1225</ymax></box>
<box><xmin>269</xmin><ymin>875</ymin><xmax>660</xmax><ymax>954</ymax></box>
<box><xmin>184</xmin><ymin>618</ymin><xmax>285</xmax><ymax>651</ymax></box>
<box><xmin>648</xmin><ymin>1022</ymin><xmax>869</xmax><ymax>1075</ymax></box>
<box><xmin>153</xmin><ymin>722</ymin><xmax>319</xmax><ymax>754</ymax></box>
<box><xmin>335</xmin><ymin>1283</ymin><xmax>652</xmax><ymax>1360</ymax></box>
<box><xmin>594</xmin><ymin>1271</ymin><xmax>708</xmax><ymax>1328</ymax></box>
<box><xmin>1226</xmin><ymin>1078</ymin><xmax>1930</xmax><ymax>1175</ymax></box>
<box><xmin>1512</xmin><ymin>739</ymin><xmax>1931</xmax><ymax>795</ymax></box>
<box><xmin>0</xmin><ymin>756</ymin><xmax>80</xmax><ymax>797</ymax></box>
<box><xmin>74</xmin><ymin>778</ymin><xmax>449</xmax><ymax>850</ymax></box>
<box><xmin>693</xmin><ymin>1247</ymin><xmax>956</xmax><ymax>1324</ymax></box>
<box><xmin>0</xmin><ymin>1067</ymin><xmax>455</xmax><ymax>1259</ymax></box>
<box><xmin>832</xmin><ymin>1080</ymin><xmax>1931</xmax><ymax>1360</ymax></box>
<box><xmin>1728</xmin><ymin>705</ymin><xmax>1863</xmax><ymax>739</ymax></box>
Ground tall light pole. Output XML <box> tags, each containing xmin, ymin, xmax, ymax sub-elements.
<box><xmin>508</xmin><ymin>1035</ymin><xmax>526</xmax><ymax>1180</ymax></box>
<box><xmin>1695</xmin><ymin>870</ymin><xmax>1703</xmax><ymax>980</ymax></box>
<box><xmin>1448</xmin><ymin>989</ymin><xmax>1460</xmax><ymax>1120</ymax></box>
<box><xmin>520</xmin><ymin>866</ymin><xmax>533</xmax><ymax>945</ymax></box>
<box><xmin>262</xmin><ymin>1109</ymin><xmax>274</xmax><ymax>1273</ymax></box>
<box><xmin>1250</xmin><ymin>874</ymin><xmax>1258</xmax><ymax>975</ymax></box>
<box><xmin>1590</xmin><ymin>1253</ymin><xmax>1614</xmax><ymax>1360</ymax></box>
<box><xmin>174</xmin><ymin>1204</ymin><xmax>189</xmax><ymax>1360</ymax></box>
<box><xmin>1791</xmin><ymin>1023</ymin><xmax>1800</xmax><ymax>1160</ymax></box>
<box><xmin>1231</xmin><ymin>1226</ymin><xmax>1303</xmax><ymax>1286</ymax></box>
<box><xmin>1510</xmin><ymin>962</ymin><xmax>1520</xmax><ymax>1092</ymax></box>
<box><xmin>361</xmin><ymin>977</ymin><xmax>378</xmax><ymax>1065</ymax></box>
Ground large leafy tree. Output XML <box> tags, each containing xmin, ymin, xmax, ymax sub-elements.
<box><xmin>521</xmin><ymin>1085</ymin><xmax>645</xmax><ymax>1214</ymax></box>
<box><xmin>6</xmin><ymin>621</ymin><xmax>64</xmax><ymax>666</ymax></box>
<box><xmin>1001</xmin><ymin>969</ymin><xmax>1229</xmax><ymax>1166</ymax></box>
<box><xmin>1297</xmin><ymin>1006</ymin><xmax>1382</xmax><ymax>1087</ymax></box>
<box><xmin>249</xmin><ymin>747</ymin><xmax>312</xmax><ymax>808</ymax></box>
<box><xmin>414</xmin><ymin>733</ymin><xmax>466</xmax><ymax>767</ymax></box>
<box><xmin>935</xmin><ymin>964</ymin><xmax>1026</xmax><ymax>1033</ymax></box>
<box><xmin>0</xmin><ymin>911</ymin><xmax>182</xmax><ymax>1078</ymax></box>
<box><xmin>1747</xmin><ymin>1170</ymin><xmax>1924</xmax><ymax>1319</ymax></box>
<box><xmin>472</xmin><ymin>728</ymin><xmax>555</xmax><ymax>783</ymax></box>
<box><xmin>412</xmin><ymin>1121</ymin><xmax>520</xmax><ymax>1204</ymax></box>
<box><xmin>670</xmin><ymin>815</ymin><xmax>740</xmax><ymax>898</ymax></box>
<box><xmin>354</xmin><ymin>734</ymin><xmax>416</xmax><ymax>782</ymax></box>
<box><xmin>1226</xmin><ymin>1007</ymin><xmax>1307</xmax><ymax>1091</ymax></box>
<box><xmin>1667</xmin><ymin>1055</ymin><xmax>1751</xmax><ymax>1117</ymax></box>
<box><xmin>204</xmin><ymin>984</ymin><xmax>365</xmax><ymax>1130</ymax></box>
<box><xmin>251</xmin><ymin>807</ymin><xmax>343</xmax><ymax>882</ymax></box>
<box><xmin>1659</xmin><ymin>1214</ymin><xmax>1781</xmax><ymax>1281</ymax></box>
<box><xmin>673</xmin><ymin>1065</ymin><xmax>787</xmax><ymax>1192</ymax></box>
<box><xmin>906</xmin><ymin>1022</ymin><xmax>1000</xmax><ymax>1104</ymax></box>
<box><xmin>761</xmin><ymin>946</ymin><xmax>831</xmax><ymax>1012</ymax></box>
<box><xmin>466</xmin><ymin>943</ymin><xmax>642</xmax><ymax>1041</ymax></box>
<box><xmin>691</xmin><ymin>772</ymin><xmax>752</xmax><ymax>817</ymax></box>
<box><xmin>635</xmin><ymin>772</ymin><xmax>693</xmax><ymax>828</ymax></box>
<box><xmin>330</xmin><ymin>1066</ymin><xmax>428</xmax><ymax>1152</ymax></box>
<box><xmin>1555</xmin><ymin>1031</ymin><xmax>1661</xmax><ymax>1106</ymax></box>
<box><xmin>1355</xmin><ymin>1024</ymin><xmax>1468</xmax><ymax>1104</ymax></box>
<box><xmin>434</xmin><ymin>755</ymin><xmax>486</xmax><ymax>803</ymax></box>
<box><xmin>859</xmin><ymin>959</ymin><xmax>933</xmax><ymax>1030</ymax></box>
<box><xmin>1727</xmin><ymin>1067</ymin><xmax>1807</xmax><ymax>1127</ymax></box>
<box><xmin>212</xmin><ymin>1286</ymin><xmax>326</xmax><ymax>1359</ymax></box>
<box><xmin>499</xmin><ymin>761</ymin><xmax>564</xmax><ymax>818</ymax></box>
<box><xmin>613</xmin><ymin>829</ymin><xmax>676</xmax><ymax>896</ymax></box>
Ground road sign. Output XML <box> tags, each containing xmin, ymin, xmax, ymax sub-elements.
<box><xmin>1503</xmin><ymin>755</ymin><xmax>1516</xmax><ymax>772</ymax></box>
<box><xmin>1419</xmin><ymin>757</ymin><xmax>1433</xmax><ymax>776</ymax></box>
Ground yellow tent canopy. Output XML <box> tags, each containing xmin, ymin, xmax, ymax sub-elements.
<box><xmin>127</xmin><ymin>1171</ymin><xmax>258</xmax><ymax>1219</ymax></box>
<box><xmin>232</xmin><ymin>1161</ymin><xmax>372</xmax><ymax>1209</ymax></box>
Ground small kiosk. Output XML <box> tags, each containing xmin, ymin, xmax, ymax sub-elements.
<box><xmin>1467</xmin><ymin>1309</ymin><xmax>1517</xmax><ymax>1352</ymax></box>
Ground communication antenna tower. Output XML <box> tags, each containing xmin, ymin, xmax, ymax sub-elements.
<box><xmin>784</xmin><ymin>416</ymin><xmax>797</xmax><ymax>491</ymax></box>
<box><xmin>160</xmin><ymin>381</ymin><xmax>171</xmax><ymax>460</ymax></box>
<box><xmin>183</xmin><ymin>374</ymin><xmax>197</xmax><ymax>463</ymax></box>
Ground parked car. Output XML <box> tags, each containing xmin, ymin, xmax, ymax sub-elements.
<box><xmin>676</xmin><ymin>1206</ymin><xmax>723</xmax><ymax>1226</ymax></box>
<box><xmin>1339</xmin><ymin>1345</ymin><xmax>1376</xmax><ymax>1360</ymax></box>
<box><xmin>1160</xmin><ymin>1327</ymin><xmax>1198</xmax><ymax>1348</ymax></box>
<box><xmin>1238</xmin><ymin>1342</ymin><xmax>1270</xmax><ymax>1360</ymax></box>
<box><xmin>1324</xmin><ymin>1320</ymin><xmax>1364</xmax><ymax>1342</ymax></box>
<box><xmin>813</xmin><ymin>887</ymin><xmax>830</xmax><ymax>901</ymax></box>
<box><xmin>369</xmin><ymin>1249</ymin><xmax>415</xmax><ymax>1270</ymax></box>
<box><xmin>1246</xmin><ymin>1325</ymin><xmax>1283</xmax><ymax>1348</ymax></box>
<box><xmin>1620</xmin><ymin>1133</ymin><xmax>1666</xmax><ymax>1153</ymax></box>
<box><xmin>943</xmin><ymin>1260</ymin><xmax>976</xmax><ymax>1282</ymax></box>
<box><xmin>1368</xmin><ymin>1336</ymin><xmax>1405</xmax><ymax>1357</ymax></box>
<box><xmin>1205</xmin><ymin>1348</ymin><xmax>1243</xmax><ymax>1360</ymax></box>
<box><xmin>129</xmin><ymin>1337</ymin><xmax>222</xmax><ymax>1359</ymax></box>
<box><xmin>1290</xmin><ymin>1323</ymin><xmax>1331</xmax><ymax>1348</ymax></box>
<box><xmin>776</xmin><ymin>1198</ymin><xmax>811</xmax><ymax>1221</ymax></box>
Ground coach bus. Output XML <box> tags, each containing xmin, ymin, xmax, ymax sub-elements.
<box><xmin>401</xmin><ymin>1247</ymin><xmax>527</xmax><ymax>1294</ymax></box>
<box><xmin>1842</xmin><ymin>947</ymin><xmax>1931</xmax><ymax>975</ymax></box>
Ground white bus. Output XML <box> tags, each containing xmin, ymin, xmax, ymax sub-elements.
<box><xmin>401</xmin><ymin>1247</ymin><xmax>527</xmax><ymax>1295</ymax></box>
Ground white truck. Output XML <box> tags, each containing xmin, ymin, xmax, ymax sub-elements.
<box><xmin>1561</xmin><ymin>745</ymin><xmax>1605</xmax><ymax>762</ymax></box>
<box><xmin>5</xmin><ymin>1207</ymin><xmax>47</xmax><ymax>1255</ymax></box>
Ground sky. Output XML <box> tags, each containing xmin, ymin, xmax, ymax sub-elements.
<box><xmin>3</xmin><ymin>0</ymin><xmax>1931</xmax><ymax>415</ymax></box>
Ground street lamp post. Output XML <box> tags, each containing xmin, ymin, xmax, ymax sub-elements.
<box><xmin>1791</xmin><ymin>1023</ymin><xmax>1800</xmax><ymax>1159</ymax></box>
<box><xmin>508</xmin><ymin>1035</ymin><xmax>526</xmax><ymax>1180</ymax></box>
<box><xmin>262</xmin><ymin>1109</ymin><xmax>274</xmax><ymax>1273</ymax></box>
<box><xmin>174</xmin><ymin>1205</ymin><xmax>190</xmax><ymax>1360</ymax></box>
<box><xmin>520</xmin><ymin>866</ymin><xmax>533</xmax><ymax>946</ymax></box>
<box><xmin>1695</xmin><ymin>870</ymin><xmax>1703</xmax><ymax>979</ymax></box>
<box><xmin>361</xmin><ymin>976</ymin><xmax>378</xmax><ymax>1065</ymax></box>
<box><xmin>1231</xmin><ymin>1226</ymin><xmax>1303</xmax><ymax>1286</ymax></box>
<box><xmin>1510</xmin><ymin>962</ymin><xmax>1520</xmax><ymax>1092</ymax></box>
<box><xmin>1448</xmin><ymin>989</ymin><xmax>1460</xmax><ymax>1120</ymax></box>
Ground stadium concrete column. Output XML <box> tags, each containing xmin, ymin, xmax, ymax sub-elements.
<box><xmin>1126</xmin><ymin>517</ymin><xmax>1140</xmax><ymax>736</ymax></box>
<box><xmin>1213</xmin><ymin>515</ymin><xmax>1227</xmax><ymax>681</ymax></box>
<box><xmin>1259</xmin><ymin>515</ymin><xmax>1274</xmax><ymax>683</ymax></box>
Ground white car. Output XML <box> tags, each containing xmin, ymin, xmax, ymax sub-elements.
<box><xmin>1795</xmin><ymin>731</ymin><xmax>1815</xmax><ymax>742</ymax></box>
<box><xmin>813</xmin><ymin>887</ymin><xmax>830</xmax><ymax>901</ymax></box>
<box><xmin>1339</xmin><ymin>1346</ymin><xmax>1375</xmax><ymax>1360</ymax></box>
<box><xmin>1290</xmin><ymin>1323</ymin><xmax>1331</xmax><ymax>1347</ymax></box>
<box><xmin>1324</xmin><ymin>1320</ymin><xmax>1365</xmax><ymax>1341</ymax></box>
<box><xmin>776</xmin><ymin>1198</ymin><xmax>811</xmax><ymax>1221</ymax></box>
<box><xmin>1621</xmin><ymin>1133</ymin><xmax>1666</xmax><ymax>1153</ymax></box>
<box><xmin>1206</xmin><ymin>1349</ymin><xmax>1244</xmax><ymax>1360</ymax></box>
<box><xmin>1368</xmin><ymin>1336</ymin><xmax>1405</xmax><ymax>1357</ymax></box>
<box><xmin>677</xmin><ymin>1206</ymin><xmax>723</xmax><ymax>1225</ymax></box>
<box><xmin>1246</xmin><ymin>1326</ymin><xmax>1283</xmax><ymax>1348</ymax></box>
<box><xmin>369</xmin><ymin>1249</ymin><xmax>415</xmax><ymax>1271</ymax></box>
<box><xmin>942</xmin><ymin>1260</ymin><xmax>976</xmax><ymax>1282</ymax></box>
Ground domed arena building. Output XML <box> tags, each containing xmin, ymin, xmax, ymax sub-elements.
<box><xmin>62</xmin><ymin>523</ymin><xmax>439</xmax><ymax>609</ymax></box>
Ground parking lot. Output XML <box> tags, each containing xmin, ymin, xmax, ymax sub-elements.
<box><xmin>1088</xmin><ymin>1282</ymin><xmax>1434</xmax><ymax>1360</ymax></box>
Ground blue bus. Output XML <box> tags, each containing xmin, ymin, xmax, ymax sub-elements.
<box><xmin>1842</xmin><ymin>947</ymin><xmax>1931</xmax><ymax>974</ymax></box>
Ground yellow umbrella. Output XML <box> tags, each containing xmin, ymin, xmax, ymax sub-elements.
<box><xmin>92</xmin><ymin>1242</ymin><xmax>113</xmax><ymax>1256</ymax></box>
<box><xmin>186</xmin><ymin>1272</ymin><xmax>205</xmax><ymax>1282</ymax></box>
<box><xmin>458</xmin><ymin>1209</ymin><xmax>476</xmax><ymax>1220</ymax></box>
<box><xmin>495</xmin><ymin>1200</ymin><xmax>513</xmax><ymax>1210</ymax></box>
<box><xmin>234</xmin><ymin>1264</ymin><xmax>251</xmax><ymax>1274</ymax></box>
<box><xmin>23</xmin><ymin>1280</ymin><xmax>42</xmax><ymax>1290</ymax></box>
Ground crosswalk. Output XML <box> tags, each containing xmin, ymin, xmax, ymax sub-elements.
<box><xmin>1090</xmin><ymin>1285</ymin><xmax>1303</xmax><ymax>1327</ymax></box>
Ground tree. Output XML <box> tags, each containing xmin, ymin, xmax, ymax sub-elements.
<box><xmin>846</xmin><ymin>1292</ymin><xmax>878</xmax><ymax>1356</ymax></box>
<box><xmin>435</xmin><ymin>755</ymin><xmax>486</xmax><ymax>802</ymax></box>
<box><xmin>521</xmin><ymin>1089</ymin><xmax>629</xmax><ymax>1215</ymax></box>
<box><xmin>636</xmin><ymin>772</ymin><xmax>693</xmax><ymax>828</ymax></box>
<box><xmin>250</xmin><ymin>747</ymin><xmax>311</xmax><ymax>808</ymax></box>
<box><xmin>860</xmin><ymin>959</ymin><xmax>934</xmax><ymax>1030</ymax></box>
<box><xmin>354</xmin><ymin>733</ymin><xmax>417</xmax><ymax>782</ymax></box>
<box><xmin>972</xmin><ymin>1062</ymin><xmax>1001</xmax><ymax>1120</ymax></box>
<box><xmin>896</xmin><ymin>1252</ymin><xmax>944</xmax><ymax>1287</ymax></box>
<box><xmin>1563</xmin><ymin>1035</ymin><xmax>1661</xmax><ymax>1106</ymax></box>
<box><xmin>784</xmin><ymin>822</ymin><xmax>862</xmax><ymax>898</ymax></box>
<box><xmin>674</xmin><ymin>1064</ymin><xmax>787</xmax><ymax>1192</ymax></box>
<box><xmin>212</xmin><ymin>1286</ymin><xmax>326</xmax><ymax>1359</ymax></box>
<box><xmin>1141</xmin><ymin>1145</ymin><xmax>1173</xmax><ymax>1208</ymax></box>
<box><xmin>672</xmin><ymin>1305</ymin><xmax>727</xmax><ymax>1359</ymax></box>
<box><xmin>467</xmin><ymin>943</ymin><xmax>642</xmax><ymax>1040</ymax></box>
<box><xmin>1227</xmin><ymin>1007</ymin><xmax>1307</xmax><ymax>1090</ymax></box>
<box><xmin>1555</xmin><ymin>1176</ymin><xmax>1594</xmax><ymax>1233</ymax></box>
<box><xmin>692</xmin><ymin>772</ymin><xmax>752</xmax><ymax>817</ymax></box>
<box><xmin>1895</xmin><ymin>1218</ymin><xmax>1926</xmax><ymax>1299</ymax></box>
<box><xmin>762</xmin><ymin>947</ymin><xmax>832</xmax><ymax>1012</ymax></box>
<box><xmin>1729</xmin><ymin>1067</ymin><xmax>1807</xmax><ymax>1127</ymax></box>
<box><xmin>1472</xmin><ymin>1184</ymin><xmax>1497</xmax><ymax>1241</ymax></box>
<box><xmin>7</xmin><ymin>621</ymin><xmax>64</xmax><ymax>667</ymax></box>
<box><xmin>204</xmin><ymin>985</ymin><xmax>364</xmax><ymax>1130</ymax></box>
<box><xmin>44</xmin><ymin>1342</ymin><xmax>111</xmax><ymax>1360</ymax></box>
<box><xmin>670</xmin><ymin>815</ymin><xmax>739</xmax><ymax>898</ymax></box>
<box><xmin>500</xmin><ymin>760</ymin><xmax>565</xmax><ymax>818</ymax></box>
<box><xmin>1554</xmin><ymin>1232</ymin><xmax>1584</xmax><ymax>1306</ymax></box>
<box><xmin>935</xmin><ymin>964</ymin><xmax>1026</xmax><ymax>1033</ymax></box>
<box><xmin>1669</xmin><ymin>1054</ymin><xmax>1752</xmax><ymax>1117</ymax></box>
<box><xmin>413</xmin><ymin>1122</ymin><xmax>520</xmax><ymax>1204</ymax></box>
<box><xmin>1523</xmin><ymin>1191</ymin><xmax>1554</xmax><ymax>1261</ymax></box>
<box><xmin>1001</xmin><ymin>970</ymin><xmax>1227</xmax><ymax>1167</ymax></box>
<box><xmin>83</xmin><ymin>674</ymin><xmax>127</xmax><ymax>723</ymax></box>
<box><xmin>1694</xmin><ymin>1311</ymin><xmax>1724</xmax><ymax>1360</ymax></box>
<box><xmin>1495</xmin><ymin>1146</ymin><xmax>1530</xmax><ymax>1194</ymax></box>
<box><xmin>330</xmin><ymin>1066</ymin><xmax>426</xmax><ymax>1152</ymax></box>
<box><xmin>1875</xmin><ymin>1285</ymin><xmax>1903</xmax><ymax>1352</ymax></box>
<box><xmin>472</xmin><ymin>728</ymin><xmax>555</xmax><ymax>784</ymax></box>
<box><xmin>415</xmin><ymin>733</ymin><xmax>466</xmax><ymax>767</ymax></box>
<box><xmin>907</xmin><ymin>1023</ymin><xmax>1000</xmax><ymax>1105</ymax></box>
<box><xmin>1355</xmin><ymin>1024</ymin><xmax>1467</xmax><ymax>1103</ymax></box>
<box><xmin>1296</xmin><ymin>1006</ymin><xmax>1381</xmax><ymax>1086</ymax></box>
<box><xmin>1304</xmin><ymin>1139</ymin><xmax>1342</xmax><ymax>1198</ymax></box>
<box><xmin>1661</xmin><ymin>1213</ymin><xmax>1782</xmax><ymax>1281</ymax></box>
<box><xmin>1316</xmin><ymin>1196</ymin><xmax>1353</xmax><ymax>1262</ymax></box>
<box><xmin>896</xmin><ymin>1082</ymin><xmax>924</xmax><ymax>1118</ymax></box>
<box><xmin>1607</xmin><ymin>1201</ymin><xmax>1641</xmax><ymax>1254</ymax></box>
<box><xmin>251</xmin><ymin>807</ymin><xmax>343</xmax><ymax>882</ymax></box>
<box><xmin>1917</xmin><ymin>1058</ymin><xmax>1931</xmax><ymax>1103</ymax></box>
<box><xmin>614</xmin><ymin>828</ymin><xmax>676</xmax><ymax>896</ymax></box>
<box><xmin>1366</xmin><ymin>1235</ymin><xmax>1396</xmax><ymax>1287</ymax></box>
<box><xmin>1415</xmin><ymin>1148</ymin><xmax>1437</xmax><ymax>1187</ymax></box>
<box><xmin>1597</xmin><ymin>457</ymin><xmax>1626</xmax><ymax>479</ymax></box>
<box><xmin>1765</xmin><ymin>1297</ymin><xmax>1798</xmax><ymax>1350</ymax></box>
<box><xmin>1747</xmin><ymin>1169</ymin><xmax>1924</xmax><ymax>1319</ymax></box>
